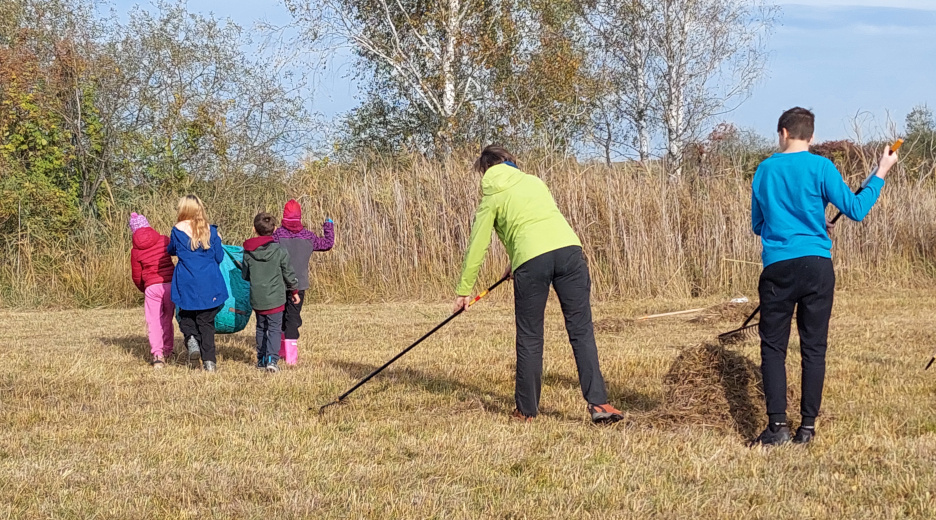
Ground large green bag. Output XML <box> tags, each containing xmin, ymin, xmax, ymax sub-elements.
<box><xmin>215</xmin><ymin>245</ymin><xmax>251</xmax><ymax>334</ymax></box>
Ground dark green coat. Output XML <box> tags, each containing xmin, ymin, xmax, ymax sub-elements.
<box><xmin>242</xmin><ymin>236</ymin><xmax>299</xmax><ymax>311</ymax></box>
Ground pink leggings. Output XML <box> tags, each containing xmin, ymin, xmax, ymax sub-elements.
<box><xmin>144</xmin><ymin>283</ymin><xmax>175</xmax><ymax>357</ymax></box>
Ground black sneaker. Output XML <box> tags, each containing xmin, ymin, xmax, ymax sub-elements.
<box><xmin>266</xmin><ymin>360</ymin><xmax>279</xmax><ymax>373</ymax></box>
<box><xmin>751</xmin><ymin>423</ymin><xmax>791</xmax><ymax>447</ymax></box>
<box><xmin>203</xmin><ymin>361</ymin><xmax>216</xmax><ymax>372</ymax></box>
<box><xmin>256</xmin><ymin>355</ymin><xmax>266</xmax><ymax>370</ymax></box>
<box><xmin>792</xmin><ymin>426</ymin><xmax>815</xmax><ymax>445</ymax></box>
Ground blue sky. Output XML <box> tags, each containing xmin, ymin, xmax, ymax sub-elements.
<box><xmin>108</xmin><ymin>0</ymin><xmax>936</xmax><ymax>143</ymax></box>
<box><xmin>739</xmin><ymin>1</ymin><xmax>936</xmax><ymax>141</ymax></box>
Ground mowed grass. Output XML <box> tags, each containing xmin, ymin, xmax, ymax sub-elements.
<box><xmin>2</xmin><ymin>291</ymin><xmax>936</xmax><ymax>519</ymax></box>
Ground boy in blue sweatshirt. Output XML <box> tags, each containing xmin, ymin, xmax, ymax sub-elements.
<box><xmin>750</xmin><ymin>107</ymin><xmax>898</xmax><ymax>446</ymax></box>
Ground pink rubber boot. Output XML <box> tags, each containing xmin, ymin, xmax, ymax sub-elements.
<box><xmin>281</xmin><ymin>339</ymin><xmax>299</xmax><ymax>365</ymax></box>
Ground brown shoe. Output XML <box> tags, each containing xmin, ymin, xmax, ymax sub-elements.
<box><xmin>588</xmin><ymin>403</ymin><xmax>624</xmax><ymax>424</ymax></box>
<box><xmin>510</xmin><ymin>409</ymin><xmax>534</xmax><ymax>423</ymax></box>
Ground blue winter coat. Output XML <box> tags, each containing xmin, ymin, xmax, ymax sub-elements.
<box><xmin>167</xmin><ymin>225</ymin><xmax>229</xmax><ymax>311</ymax></box>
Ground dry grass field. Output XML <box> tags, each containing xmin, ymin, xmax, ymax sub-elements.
<box><xmin>2</xmin><ymin>290</ymin><xmax>936</xmax><ymax>519</ymax></box>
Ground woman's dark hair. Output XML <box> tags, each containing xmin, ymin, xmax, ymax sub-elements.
<box><xmin>473</xmin><ymin>145</ymin><xmax>517</xmax><ymax>174</ymax></box>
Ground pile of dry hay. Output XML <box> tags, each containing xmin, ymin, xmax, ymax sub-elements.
<box><xmin>647</xmin><ymin>341</ymin><xmax>765</xmax><ymax>438</ymax></box>
<box><xmin>690</xmin><ymin>301</ymin><xmax>759</xmax><ymax>325</ymax></box>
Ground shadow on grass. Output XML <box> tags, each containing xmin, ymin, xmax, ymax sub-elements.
<box><xmin>218</xmin><ymin>335</ymin><xmax>260</xmax><ymax>365</ymax></box>
<box><xmin>328</xmin><ymin>359</ymin><xmax>520</xmax><ymax>416</ymax></box>
<box><xmin>98</xmin><ymin>334</ymin><xmax>256</xmax><ymax>366</ymax></box>
<box><xmin>715</xmin><ymin>347</ymin><xmax>763</xmax><ymax>440</ymax></box>
<box><xmin>542</xmin><ymin>372</ymin><xmax>660</xmax><ymax>413</ymax></box>
<box><xmin>328</xmin><ymin>360</ymin><xmax>658</xmax><ymax>422</ymax></box>
<box><xmin>99</xmin><ymin>335</ymin><xmax>154</xmax><ymax>362</ymax></box>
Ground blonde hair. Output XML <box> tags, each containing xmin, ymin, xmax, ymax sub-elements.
<box><xmin>176</xmin><ymin>195</ymin><xmax>212</xmax><ymax>251</ymax></box>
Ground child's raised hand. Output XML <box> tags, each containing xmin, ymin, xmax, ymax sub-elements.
<box><xmin>877</xmin><ymin>147</ymin><xmax>899</xmax><ymax>178</ymax></box>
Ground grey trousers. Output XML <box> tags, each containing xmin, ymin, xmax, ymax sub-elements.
<box><xmin>512</xmin><ymin>246</ymin><xmax>609</xmax><ymax>417</ymax></box>
<box><xmin>255</xmin><ymin>311</ymin><xmax>284</xmax><ymax>364</ymax></box>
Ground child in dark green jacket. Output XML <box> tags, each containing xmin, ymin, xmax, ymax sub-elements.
<box><xmin>242</xmin><ymin>212</ymin><xmax>300</xmax><ymax>372</ymax></box>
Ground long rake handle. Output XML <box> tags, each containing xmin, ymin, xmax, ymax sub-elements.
<box><xmin>829</xmin><ymin>140</ymin><xmax>903</xmax><ymax>225</ymax></box>
<box><xmin>317</xmin><ymin>274</ymin><xmax>511</xmax><ymax>413</ymax></box>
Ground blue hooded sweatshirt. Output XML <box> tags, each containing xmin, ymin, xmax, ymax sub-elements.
<box><xmin>751</xmin><ymin>151</ymin><xmax>884</xmax><ymax>267</ymax></box>
<box><xmin>167</xmin><ymin>225</ymin><xmax>229</xmax><ymax>310</ymax></box>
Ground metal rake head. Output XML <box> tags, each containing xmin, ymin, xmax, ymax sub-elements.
<box><xmin>313</xmin><ymin>398</ymin><xmax>344</xmax><ymax>415</ymax></box>
<box><xmin>717</xmin><ymin>322</ymin><xmax>759</xmax><ymax>345</ymax></box>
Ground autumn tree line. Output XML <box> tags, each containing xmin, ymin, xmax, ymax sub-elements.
<box><xmin>2</xmin><ymin>0</ymin><xmax>936</xmax><ymax>307</ymax></box>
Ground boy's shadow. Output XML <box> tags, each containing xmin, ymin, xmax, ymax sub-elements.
<box><xmin>98</xmin><ymin>334</ymin><xmax>257</xmax><ymax>366</ymax></box>
<box><xmin>713</xmin><ymin>347</ymin><xmax>763</xmax><ymax>440</ymax></box>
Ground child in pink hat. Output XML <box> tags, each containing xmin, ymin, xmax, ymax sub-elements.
<box><xmin>271</xmin><ymin>200</ymin><xmax>335</xmax><ymax>364</ymax></box>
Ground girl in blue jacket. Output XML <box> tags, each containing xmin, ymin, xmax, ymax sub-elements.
<box><xmin>168</xmin><ymin>195</ymin><xmax>228</xmax><ymax>371</ymax></box>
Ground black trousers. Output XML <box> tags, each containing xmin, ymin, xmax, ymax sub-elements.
<box><xmin>513</xmin><ymin>245</ymin><xmax>609</xmax><ymax>417</ymax></box>
<box><xmin>758</xmin><ymin>256</ymin><xmax>835</xmax><ymax>425</ymax></box>
<box><xmin>177</xmin><ymin>306</ymin><xmax>221</xmax><ymax>363</ymax></box>
<box><xmin>282</xmin><ymin>290</ymin><xmax>305</xmax><ymax>340</ymax></box>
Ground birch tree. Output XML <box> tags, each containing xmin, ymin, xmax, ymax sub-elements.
<box><xmin>286</xmin><ymin>0</ymin><xmax>511</xmax><ymax>153</ymax></box>
<box><xmin>586</xmin><ymin>0</ymin><xmax>774</xmax><ymax>173</ymax></box>
<box><xmin>587</xmin><ymin>0</ymin><xmax>655</xmax><ymax>163</ymax></box>
<box><xmin>651</xmin><ymin>0</ymin><xmax>776</xmax><ymax>179</ymax></box>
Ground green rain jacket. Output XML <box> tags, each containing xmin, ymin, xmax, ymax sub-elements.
<box><xmin>456</xmin><ymin>163</ymin><xmax>582</xmax><ymax>296</ymax></box>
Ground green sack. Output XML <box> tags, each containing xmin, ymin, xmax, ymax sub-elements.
<box><xmin>215</xmin><ymin>245</ymin><xmax>251</xmax><ymax>334</ymax></box>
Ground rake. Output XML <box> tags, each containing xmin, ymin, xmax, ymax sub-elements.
<box><xmin>717</xmin><ymin>305</ymin><xmax>760</xmax><ymax>344</ymax></box>
<box><xmin>717</xmin><ymin>139</ymin><xmax>903</xmax><ymax>345</ymax></box>
<box><xmin>316</xmin><ymin>274</ymin><xmax>511</xmax><ymax>414</ymax></box>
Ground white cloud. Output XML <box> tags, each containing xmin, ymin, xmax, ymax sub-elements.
<box><xmin>775</xmin><ymin>0</ymin><xmax>936</xmax><ymax>9</ymax></box>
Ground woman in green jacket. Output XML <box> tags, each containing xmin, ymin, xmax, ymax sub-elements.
<box><xmin>454</xmin><ymin>145</ymin><xmax>623</xmax><ymax>424</ymax></box>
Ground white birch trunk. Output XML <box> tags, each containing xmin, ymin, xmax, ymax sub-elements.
<box><xmin>635</xmin><ymin>28</ymin><xmax>651</xmax><ymax>162</ymax></box>
<box><xmin>439</xmin><ymin>0</ymin><xmax>459</xmax><ymax>150</ymax></box>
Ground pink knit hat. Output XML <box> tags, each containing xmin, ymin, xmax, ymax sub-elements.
<box><xmin>128</xmin><ymin>212</ymin><xmax>150</xmax><ymax>233</ymax></box>
<box><xmin>282</xmin><ymin>199</ymin><xmax>303</xmax><ymax>233</ymax></box>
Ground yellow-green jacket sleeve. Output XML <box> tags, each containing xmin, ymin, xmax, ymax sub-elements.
<box><xmin>456</xmin><ymin>196</ymin><xmax>497</xmax><ymax>296</ymax></box>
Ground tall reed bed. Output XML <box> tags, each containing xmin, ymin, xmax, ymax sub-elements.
<box><xmin>3</xmin><ymin>152</ymin><xmax>935</xmax><ymax>308</ymax></box>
